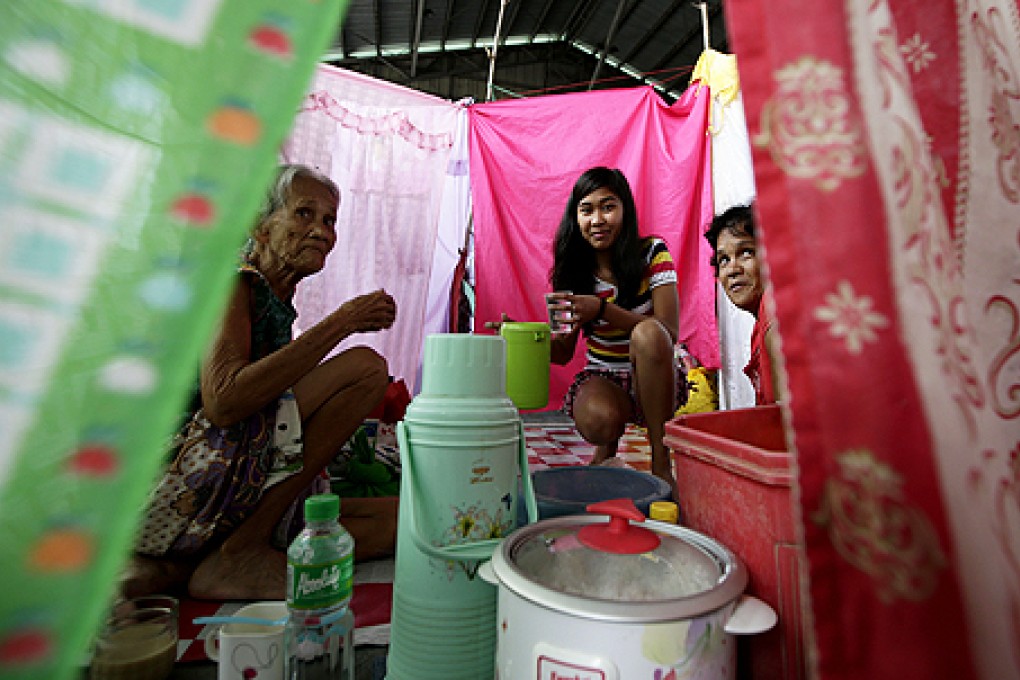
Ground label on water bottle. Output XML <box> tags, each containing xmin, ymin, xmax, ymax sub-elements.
<box><xmin>287</xmin><ymin>553</ymin><xmax>353</xmax><ymax>610</ymax></box>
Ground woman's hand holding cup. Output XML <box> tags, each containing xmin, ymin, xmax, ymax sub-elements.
<box><xmin>545</xmin><ymin>291</ymin><xmax>577</xmax><ymax>335</ymax></box>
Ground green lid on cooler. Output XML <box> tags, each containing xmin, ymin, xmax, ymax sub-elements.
<box><xmin>305</xmin><ymin>493</ymin><xmax>340</xmax><ymax>521</ymax></box>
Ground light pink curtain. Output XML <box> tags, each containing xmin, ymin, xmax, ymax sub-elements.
<box><xmin>283</xmin><ymin>65</ymin><xmax>464</xmax><ymax>392</ymax></box>
<box><xmin>468</xmin><ymin>85</ymin><xmax>716</xmax><ymax>408</ymax></box>
<box><xmin>726</xmin><ymin>0</ymin><xmax>1020</xmax><ymax>678</ymax></box>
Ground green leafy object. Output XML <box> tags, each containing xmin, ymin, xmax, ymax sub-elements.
<box><xmin>350</xmin><ymin>427</ymin><xmax>376</xmax><ymax>464</ymax></box>
<box><xmin>349</xmin><ymin>458</ymin><xmax>392</xmax><ymax>485</ymax></box>
<box><xmin>333</xmin><ymin>426</ymin><xmax>400</xmax><ymax>497</ymax></box>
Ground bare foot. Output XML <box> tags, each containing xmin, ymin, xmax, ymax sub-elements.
<box><xmin>120</xmin><ymin>555</ymin><xmax>194</xmax><ymax>600</ymax></box>
<box><xmin>598</xmin><ymin>457</ymin><xmax>628</xmax><ymax>468</ymax></box>
<box><xmin>651</xmin><ymin>467</ymin><xmax>679</xmax><ymax>503</ymax></box>
<box><xmin>590</xmin><ymin>443</ymin><xmax>617</xmax><ymax>466</ymax></box>
<box><xmin>187</xmin><ymin>546</ymin><xmax>287</xmax><ymax>601</ymax></box>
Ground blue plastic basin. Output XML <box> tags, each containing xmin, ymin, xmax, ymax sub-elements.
<box><xmin>517</xmin><ymin>466</ymin><xmax>673</xmax><ymax>526</ymax></box>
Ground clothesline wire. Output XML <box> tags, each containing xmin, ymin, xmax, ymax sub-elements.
<box><xmin>512</xmin><ymin>64</ymin><xmax>694</xmax><ymax>98</ymax></box>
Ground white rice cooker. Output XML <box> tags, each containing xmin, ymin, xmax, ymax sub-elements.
<box><xmin>480</xmin><ymin>498</ymin><xmax>777</xmax><ymax>680</ymax></box>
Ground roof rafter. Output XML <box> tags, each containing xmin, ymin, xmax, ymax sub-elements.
<box><xmin>325</xmin><ymin>0</ymin><xmax>722</xmax><ymax>105</ymax></box>
<box><xmin>502</xmin><ymin>0</ymin><xmax>525</xmax><ymax>46</ymax></box>
<box><xmin>373</xmin><ymin>0</ymin><xmax>382</xmax><ymax>57</ymax></box>
<box><xmin>472</xmin><ymin>0</ymin><xmax>493</xmax><ymax>48</ymax></box>
<box><xmin>335</xmin><ymin>19</ymin><xmax>346</xmax><ymax>59</ymax></box>
<box><xmin>569</xmin><ymin>0</ymin><xmax>602</xmax><ymax>41</ymax></box>
<box><xmin>590</xmin><ymin>0</ymin><xmax>631</xmax><ymax>89</ymax></box>
<box><xmin>651</xmin><ymin>2</ymin><xmax>720</xmax><ymax>71</ymax></box>
<box><xmin>410</xmin><ymin>0</ymin><xmax>424</xmax><ymax>76</ymax></box>
<box><xmin>441</xmin><ymin>0</ymin><xmax>456</xmax><ymax>49</ymax></box>
<box><xmin>529</xmin><ymin>0</ymin><xmax>557</xmax><ymax>42</ymax></box>
<box><xmin>618</xmin><ymin>0</ymin><xmax>686</xmax><ymax>67</ymax></box>
<box><xmin>560</xmin><ymin>0</ymin><xmax>594</xmax><ymax>41</ymax></box>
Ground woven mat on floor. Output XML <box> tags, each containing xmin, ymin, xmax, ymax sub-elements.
<box><xmin>525</xmin><ymin>422</ymin><xmax>651</xmax><ymax>471</ymax></box>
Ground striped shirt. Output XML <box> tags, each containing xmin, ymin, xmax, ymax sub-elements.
<box><xmin>585</xmin><ymin>237</ymin><xmax>677</xmax><ymax>368</ymax></box>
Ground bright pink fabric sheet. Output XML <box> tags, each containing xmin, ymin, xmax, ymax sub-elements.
<box><xmin>468</xmin><ymin>85</ymin><xmax>716</xmax><ymax>408</ymax></box>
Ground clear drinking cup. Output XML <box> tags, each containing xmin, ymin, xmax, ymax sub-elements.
<box><xmin>108</xmin><ymin>596</ymin><xmax>179</xmax><ymax>626</ymax></box>
<box><xmin>90</xmin><ymin>603</ymin><xmax>178</xmax><ymax>680</ymax></box>
<box><xmin>545</xmin><ymin>291</ymin><xmax>575</xmax><ymax>335</ymax></box>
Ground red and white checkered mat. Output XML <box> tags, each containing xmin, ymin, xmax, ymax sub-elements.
<box><xmin>175</xmin><ymin>422</ymin><xmax>652</xmax><ymax>661</ymax></box>
<box><xmin>525</xmin><ymin>422</ymin><xmax>652</xmax><ymax>471</ymax></box>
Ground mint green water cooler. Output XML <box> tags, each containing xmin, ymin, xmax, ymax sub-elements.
<box><xmin>386</xmin><ymin>334</ymin><xmax>537</xmax><ymax>680</ymax></box>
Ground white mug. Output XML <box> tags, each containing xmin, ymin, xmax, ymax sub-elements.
<box><xmin>204</xmin><ymin>602</ymin><xmax>287</xmax><ymax>680</ymax></box>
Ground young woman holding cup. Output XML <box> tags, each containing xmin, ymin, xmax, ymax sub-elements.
<box><xmin>548</xmin><ymin>167</ymin><xmax>685</xmax><ymax>498</ymax></box>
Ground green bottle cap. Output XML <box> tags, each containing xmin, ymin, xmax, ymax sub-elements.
<box><xmin>304</xmin><ymin>493</ymin><xmax>340</xmax><ymax>521</ymax></box>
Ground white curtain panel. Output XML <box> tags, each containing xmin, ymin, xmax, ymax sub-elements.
<box><xmin>415</xmin><ymin>106</ymin><xmax>472</xmax><ymax>393</ymax></box>
<box><xmin>283</xmin><ymin>66</ymin><xmax>464</xmax><ymax>393</ymax></box>
<box><xmin>710</xmin><ymin>91</ymin><xmax>757</xmax><ymax>410</ymax></box>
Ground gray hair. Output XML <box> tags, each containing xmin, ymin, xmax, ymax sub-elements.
<box><xmin>243</xmin><ymin>164</ymin><xmax>339</xmax><ymax>261</ymax></box>
<box><xmin>254</xmin><ymin>164</ymin><xmax>339</xmax><ymax>228</ymax></box>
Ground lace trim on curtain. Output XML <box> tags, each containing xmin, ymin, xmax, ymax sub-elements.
<box><xmin>299</xmin><ymin>91</ymin><xmax>454</xmax><ymax>152</ymax></box>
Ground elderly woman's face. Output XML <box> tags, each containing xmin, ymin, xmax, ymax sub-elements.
<box><xmin>715</xmin><ymin>227</ymin><xmax>764</xmax><ymax>314</ymax></box>
<box><xmin>259</xmin><ymin>175</ymin><xmax>338</xmax><ymax>275</ymax></box>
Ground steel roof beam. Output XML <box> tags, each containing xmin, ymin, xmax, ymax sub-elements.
<box><xmin>503</xmin><ymin>0</ymin><xmax>524</xmax><ymax>46</ymax></box>
<box><xmin>618</xmin><ymin>0</ymin><xmax>686</xmax><ymax>66</ymax></box>
<box><xmin>570</xmin><ymin>0</ymin><xmax>602</xmax><ymax>40</ymax></box>
<box><xmin>651</xmin><ymin>2</ymin><xmax>721</xmax><ymax>72</ymax></box>
<box><xmin>441</xmin><ymin>0</ymin><xmax>455</xmax><ymax>49</ymax></box>
<box><xmin>590</xmin><ymin>0</ymin><xmax>630</xmax><ymax>89</ymax></box>
<box><xmin>472</xmin><ymin>0</ymin><xmax>492</xmax><ymax>48</ymax></box>
<box><xmin>373</xmin><ymin>0</ymin><xmax>382</xmax><ymax>57</ymax></box>
<box><xmin>410</xmin><ymin>0</ymin><xmax>424</xmax><ymax>76</ymax></box>
<box><xmin>530</xmin><ymin>0</ymin><xmax>557</xmax><ymax>42</ymax></box>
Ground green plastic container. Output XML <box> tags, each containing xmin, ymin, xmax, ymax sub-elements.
<box><xmin>499</xmin><ymin>322</ymin><xmax>551</xmax><ymax>410</ymax></box>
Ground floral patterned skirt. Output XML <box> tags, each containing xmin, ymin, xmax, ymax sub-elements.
<box><xmin>135</xmin><ymin>396</ymin><xmax>323</xmax><ymax>558</ymax></box>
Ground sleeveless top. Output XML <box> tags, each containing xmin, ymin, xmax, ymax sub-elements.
<box><xmin>241</xmin><ymin>263</ymin><xmax>297</xmax><ymax>362</ymax></box>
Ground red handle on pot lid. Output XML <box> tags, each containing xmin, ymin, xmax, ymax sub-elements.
<box><xmin>577</xmin><ymin>498</ymin><xmax>661</xmax><ymax>554</ymax></box>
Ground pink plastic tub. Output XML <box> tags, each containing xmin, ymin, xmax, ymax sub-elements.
<box><xmin>665</xmin><ymin>405</ymin><xmax>807</xmax><ymax>680</ymax></box>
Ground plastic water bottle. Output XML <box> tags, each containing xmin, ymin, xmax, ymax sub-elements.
<box><xmin>286</xmin><ymin>493</ymin><xmax>355</xmax><ymax>680</ymax></box>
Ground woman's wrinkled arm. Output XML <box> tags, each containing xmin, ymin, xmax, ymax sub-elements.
<box><xmin>200</xmin><ymin>278</ymin><xmax>395</xmax><ymax>427</ymax></box>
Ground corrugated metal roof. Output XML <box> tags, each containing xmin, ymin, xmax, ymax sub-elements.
<box><xmin>324</xmin><ymin>0</ymin><xmax>727</xmax><ymax>102</ymax></box>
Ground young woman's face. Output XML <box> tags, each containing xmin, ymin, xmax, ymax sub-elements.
<box><xmin>714</xmin><ymin>227</ymin><xmax>764</xmax><ymax>314</ymax></box>
<box><xmin>259</xmin><ymin>175</ymin><xmax>339</xmax><ymax>274</ymax></box>
<box><xmin>577</xmin><ymin>186</ymin><xmax>624</xmax><ymax>251</ymax></box>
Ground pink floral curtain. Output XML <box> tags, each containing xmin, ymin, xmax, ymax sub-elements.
<box><xmin>725</xmin><ymin>0</ymin><xmax>1020</xmax><ymax>677</ymax></box>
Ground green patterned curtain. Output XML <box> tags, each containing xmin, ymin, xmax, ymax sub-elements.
<box><xmin>0</xmin><ymin>1</ymin><xmax>345</xmax><ymax>677</ymax></box>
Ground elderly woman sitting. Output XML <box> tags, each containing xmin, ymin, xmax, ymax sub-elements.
<box><xmin>126</xmin><ymin>164</ymin><xmax>398</xmax><ymax>601</ymax></box>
